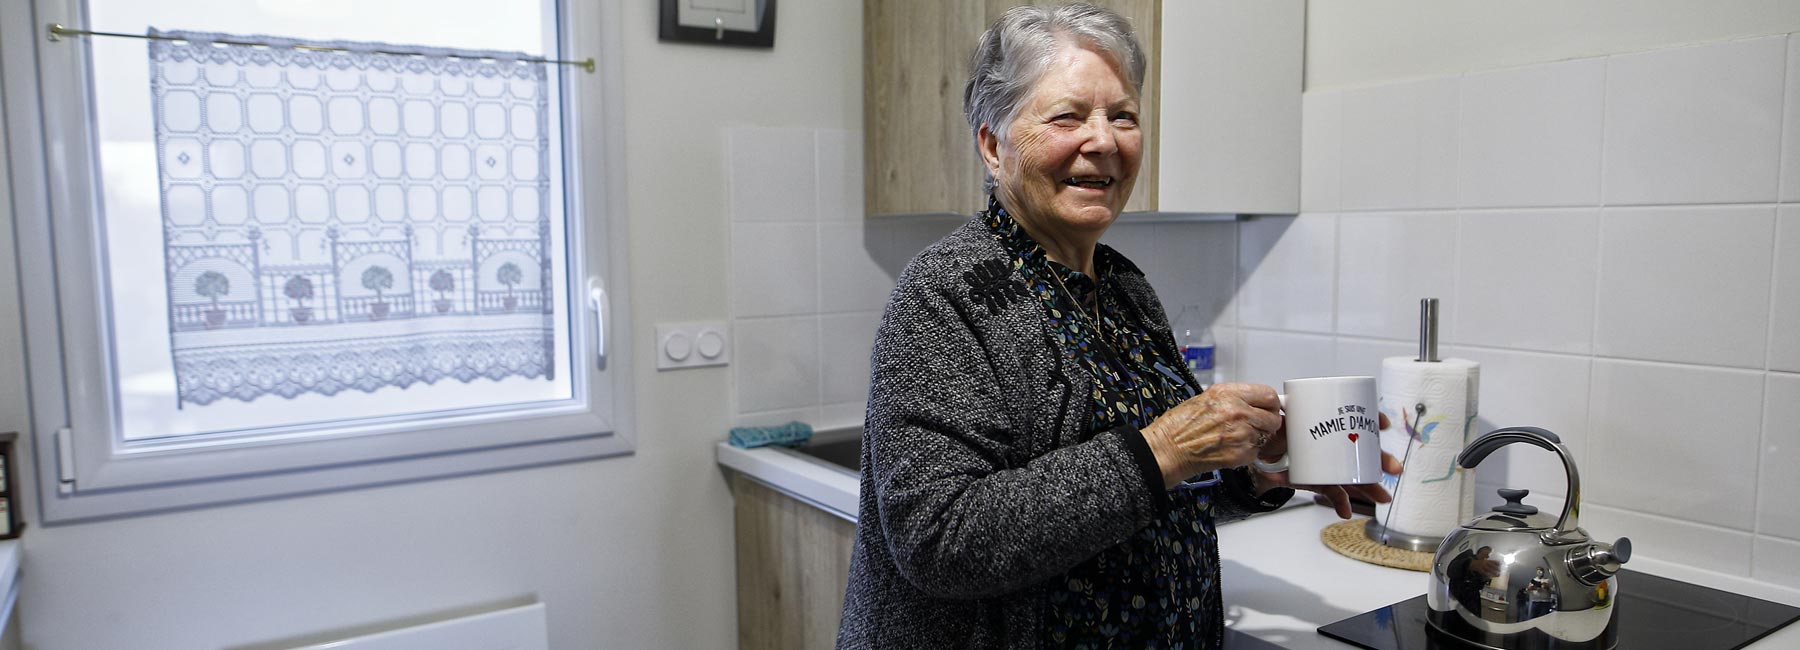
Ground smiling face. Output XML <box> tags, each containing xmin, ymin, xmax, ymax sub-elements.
<box><xmin>980</xmin><ymin>41</ymin><xmax>1141</xmax><ymax>245</ymax></box>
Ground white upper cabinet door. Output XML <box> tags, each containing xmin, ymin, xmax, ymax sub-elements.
<box><xmin>1156</xmin><ymin>0</ymin><xmax>1304</xmax><ymax>216</ymax></box>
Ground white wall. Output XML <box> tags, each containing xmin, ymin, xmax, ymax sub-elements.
<box><xmin>0</xmin><ymin>0</ymin><xmax>863</xmax><ymax>647</ymax></box>
<box><xmin>1247</xmin><ymin>30</ymin><xmax>1800</xmax><ymax>596</ymax></box>
<box><xmin>1305</xmin><ymin>0</ymin><xmax>1800</xmax><ymax>91</ymax></box>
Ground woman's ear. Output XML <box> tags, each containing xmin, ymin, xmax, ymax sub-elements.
<box><xmin>978</xmin><ymin>123</ymin><xmax>1003</xmax><ymax>179</ymax></box>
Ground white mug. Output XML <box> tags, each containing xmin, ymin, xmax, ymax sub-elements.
<box><xmin>1253</xmin><ymin>376</ymin><xmax>1382</xmax><ymax>485</ymax></box>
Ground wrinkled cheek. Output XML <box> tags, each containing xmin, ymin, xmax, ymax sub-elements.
<box><xmin>1116</xmin><ymin>133</ymin><xmax>1145</xmax><ymax>173</ymax></box>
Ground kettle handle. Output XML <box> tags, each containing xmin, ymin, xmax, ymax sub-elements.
<box><xmin>1458</xmin><ymin>426</ymin><xmax>1563</xmax><ymax>466</ymax></box>
<box><xmin>1459</xmin><ymin>427</ymin><xmax>1585</xmax><ymax>542</ymax></box>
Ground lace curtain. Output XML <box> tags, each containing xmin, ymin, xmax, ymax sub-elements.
<box><xmin>149</xmin><ymin>29</ymin><xmax>556</xmax><ymax>406</ymax></box>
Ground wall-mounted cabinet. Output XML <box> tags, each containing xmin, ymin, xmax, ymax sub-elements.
<box><xmin>863</xmin><ymin>0</ymin><xmax>1302</xmax><ymax>218</ymax></box>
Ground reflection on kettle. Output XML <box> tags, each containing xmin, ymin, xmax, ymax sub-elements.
<box><xmin>1426</xmin><ymin>427</ymin><xmax>1633</xmax><ymax>650</ymax></box>
<box><xmin>1444</xmin><ymin>544</ymin><xmax>1502</xmax><ymax>615</ymax></box>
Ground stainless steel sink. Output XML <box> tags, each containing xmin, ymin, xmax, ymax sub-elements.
<box><xmin>781</xmin><ymin>426</ymin><xmax>861</xmax><ymax>475</ymax></box>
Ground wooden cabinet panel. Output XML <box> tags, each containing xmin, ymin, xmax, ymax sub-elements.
<box><xmin>863</xmin><ymin>0</ymin><xmax>987</xmax><ymax>216</ymax></box>
<box><xmin>733</xmin><ymin>473</ymin><xmax>857</xmax><ymax>650</ymax></box>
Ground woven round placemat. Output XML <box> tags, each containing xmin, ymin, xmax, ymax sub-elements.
<box><xmin>1320</xmin><ymin>519</ymin><xmax>1435</xmax><ymax>572</ymax></box>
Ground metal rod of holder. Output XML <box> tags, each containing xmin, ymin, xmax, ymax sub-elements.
<box><xmin>1418</xmin><ymin>298</ymin><xmax>1440</xmax><ymax>363</ymax></box>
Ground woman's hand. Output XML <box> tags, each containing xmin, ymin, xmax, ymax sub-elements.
<box><xmin>1251</xmin><ymin>412</ymin><xmax>1405</xmax><ymax>519</ymax></box>
<box><xmin>1141</xmin><ymin>383</ymin><xmax>1283</xmax><ymax>489</ymax></box>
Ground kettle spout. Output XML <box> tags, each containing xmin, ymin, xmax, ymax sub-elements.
<box><xmin>1568</xmin><ymin>537</ymin><xmax>1632</xmax><ymax>585</ymax></box>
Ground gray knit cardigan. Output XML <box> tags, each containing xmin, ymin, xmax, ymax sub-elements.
<box><xmin>836</xmin><ymin>218</ymin><xmax>1288</xmax><ymax>649</ymax></box>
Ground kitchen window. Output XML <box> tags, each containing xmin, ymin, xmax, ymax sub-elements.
<box><xmin>1</xmin><ymin>0</ymin><xmax>632</xmax><ymax>521</ymax></box>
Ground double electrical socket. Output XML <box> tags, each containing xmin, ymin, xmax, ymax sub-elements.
<box><xmin>655</xmin><ymin>321</ymin><xmax>730</xmax><ymax>370</ymax></box>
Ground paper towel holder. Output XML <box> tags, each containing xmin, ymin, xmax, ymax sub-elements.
<box><xmin>1366</xmin><ymin>297</ymin><xmax>1451</xmax><ymax>552</ymax></box>
<box><xmin>1365</xmin><ymin>518</ymin><xmax>1443</xmax><ymax>552</ymax></box>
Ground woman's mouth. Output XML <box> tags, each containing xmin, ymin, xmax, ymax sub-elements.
<box><xmin>1062</xmin><ymin>176</ymin><xmax>1114</xmax><ymax>189</ymax></box>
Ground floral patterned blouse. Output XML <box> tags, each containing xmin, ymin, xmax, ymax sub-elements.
<box><xmin>981</xmin><ymin>197</ymin><xmax>1243</xmax><ymax>650</ymax></box>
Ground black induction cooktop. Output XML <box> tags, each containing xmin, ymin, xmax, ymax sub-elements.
<box><xmin>1316</xmin><ymin>569</ymin><xmax>1800</xmax><ymax>650</ymax></box>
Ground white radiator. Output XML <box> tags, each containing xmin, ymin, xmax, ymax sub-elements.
<box><xmin>289</xmin><ymin>602</ymin><xmax>548</xmax><ymax>650</ymax></box>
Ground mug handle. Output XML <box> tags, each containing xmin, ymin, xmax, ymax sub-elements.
<box><xmin>1251</xmin><ymin>394</ymin><xmax>1289</xmax><ymax>474</ymax></box>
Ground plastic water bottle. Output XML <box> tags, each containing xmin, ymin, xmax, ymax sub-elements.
<box><xmin>1174</xmin><ymin>305</ymin><xmax>1217</xmax><ymax>386</ymax></box>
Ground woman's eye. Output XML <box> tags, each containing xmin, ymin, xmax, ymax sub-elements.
<box><xmin>1113</xmin><ymin>112</ymin><xmax>1138</xmax><ymax>125</ymax></box>
<box><xmin>1052</xmin><ymin>113</ymin><xmax>1082</xmax><ymax>126</ymax></box>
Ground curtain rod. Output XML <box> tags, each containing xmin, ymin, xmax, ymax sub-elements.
<box><xmin>45</xmin><ymin>23</ymin><xmax>595</xmax><ymax>74</ymax></box>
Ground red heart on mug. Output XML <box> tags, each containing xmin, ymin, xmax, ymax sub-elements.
<box><xmin>1347</xmin><ymin>433</ymin><xmax>1360</xmax><ymax>443</ymax></box>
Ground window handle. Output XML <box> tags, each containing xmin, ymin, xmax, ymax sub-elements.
<box><xmin>587</xmin><ymin>276</ymin><xmax>607</xmax><ymax>371</ymax></box>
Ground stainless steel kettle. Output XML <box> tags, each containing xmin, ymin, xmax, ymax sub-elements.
<box><xmin>1427</xmin><ymin>427</ymin><xmax>1632</xmax><ymax>650</ymax></box>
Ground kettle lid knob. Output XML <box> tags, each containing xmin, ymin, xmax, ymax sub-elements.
<box><xmin>1493</xmin><ymin>488</ymin><xmax>1539</xmax><ymax>515</ymax></box>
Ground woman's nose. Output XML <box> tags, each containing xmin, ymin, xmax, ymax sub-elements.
<box><xmin>1079</xmin><ymin>116</ymin><xmax>1118</xmax><ymax>155</ymax></box>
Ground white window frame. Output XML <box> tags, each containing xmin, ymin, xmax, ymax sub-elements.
<box><xmin>0</xmin><ymin>0</ymin><xmax>634</xmax><ymax>522</ymax></box>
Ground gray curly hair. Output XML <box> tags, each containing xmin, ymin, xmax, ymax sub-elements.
<box><xmin>963</xmin><ymin>3</ymin><xmax>1146</xmax><ymax>195</ymax></box>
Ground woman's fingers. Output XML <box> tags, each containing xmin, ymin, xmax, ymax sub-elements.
<box><xmin>1348</xmin><ymin>481</ymin><xmax>1392</xmax><ymax>504</ymax></box>
<box><xmin>1148</xmin><ymin>383</ymin><xmax>1287</xmax><ymax>481</ymax></box>
<box><xmin>1319</xmin><ymin>486</ymin><xmax>1352</xmax><ymax>519</ymax></box>
<box><xmin>1382</xmin><ymin>450</ymin><xmax>1404</xmax><ymax>475</ymax></box>
<box><xmin>1379</xmin><ymin>411</ymin><xmax>1390</xmax><ymax>430</ymax></box>
<box><xmin>1224</xmin><ymin>382</ymin><xmax>1281</xmax><ymax>411</ymax></box>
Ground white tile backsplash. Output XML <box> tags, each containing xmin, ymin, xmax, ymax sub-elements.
<box><xmin>732</xmin><ymin>406</ymin><xmax>824</xmax><ymax>430</ymax></box>
<box><xmin>1457</xmin><ymin>58</ymin><xmax>1606</xmax><ymax>208</ymax></box>
<box><xmin>1760</xmin><ymin>373</ymin><xmax>1800</xmax><ymax>538</ymax></box>
<box><xmin>1587</xmin><ymin>360</ymin><xmax>1763</xmax><ymax>530</ymax></box>
<box><xmin>1238</xmin><ymin>330</ymin><xmax>1336</xmax><ymax>388</ymax></box>
<box><xmin>1267</xmin><ymin>31</ymin><xmax>1800</xmax><ymax>594</ymax></box>
<box><xmin>1451</xmin><ymin>347</ymin><xmax>1592</xmax><ymax>507</ymax></box>
<box><xmin>1333</xmin><ymin>337</ymin><xmax>1412</xmax><ymax>379</ymax></box>
<box><xmin>1340</xmin><ymin>85</ymin><xmax>1415</xmax><ymax>211</ymax></box>
<box><xmin>1415</xmin><ymin>78</ymin><xmax>1461</xmax><ymax>210</ymax></box>
<box><xmin>820</xmin><ymin>311</ymin><xmax>882</xmax><ymax>406</ymax></box>
<box><xmin>1594</xmin><ymin>206</ymin><xmax>1775</xmax><ymax>368</ymax></box>
<box><xmin>733</xmin><ymin>316</ymin><xmax>821</xmax><ymax>413</ymax></box>
<box><xmin>1755</xmin><ymin>535</ymin><xmax>1800</xmax><ymax>586</ymax></box>
<box><xmin>1602</xmin><ymin>37</ymin><xmax>1785</xmax><ymax>206</ymax></box>
<box><xmin>1145</xmin><ymin>221</ymin><xmax>1239</xmax><ymax>329</ymax></box>
<box><xmin>731</xmin><ymin>222</ymin><xmax>818</xmax><ymax>318</ymax></box>
<box><xmin>817</xmin><ymin>220</ymin><xmax>893</xmax><ymax>314</ymax></box>
<box><xmin>1301</xmin><ymin>90</ymin><xmax>1342</xmax><ymax>213</ymax></box>
<box><xmin>1341</xmin><ymin>77</ymin><xmax>1460</xmax><ymax>211</ymax></box>
<box><xmin>816</xmin><ymin>128</ymin><xmax>863</xmax><ymax>221</ymax></box>
<box><xmin>1773</xmin><ymin>208</ymin><xmax>1800</xmax><ymax>372</ymax></box>
<box><xmin>1237</xmin><ymin>215</ymin><xmax>1335</xmax><ymax>333</ymax></box>
<box><xmin>1782</xmin><ymin>34</ymin><xmax>1800</xmax><ymax>203</ymax></box>
<box><xmin>1335</xmin><ymin>212</ymin><xmax>1458</xmax><ymax>341</ymax></box>
<box><xmin>1582</xmin><ymin>504</ymin><xmax>1755</xmax><ymax>577</ymax></box>
<box><xmin>1454</xmin><ymin>210</ymin><xmax>1600</xmax><ymax>354</ymax></box>
<box><xmin>728</xmin><ymin>126</ymin><xmax>819</xmax><ymax>222</ymax></box>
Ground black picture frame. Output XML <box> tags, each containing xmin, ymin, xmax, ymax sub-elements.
<box><xmin>658</xmin><ymin>0</ymin><xmax>777</xmax><ymax>48</ymax></box>
<box><xmin>0</xmin><ymin>432</ymin><xmax>20</xmax><ymax>540</ymax></box>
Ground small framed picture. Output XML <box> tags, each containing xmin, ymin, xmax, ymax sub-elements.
<box><xmin>0</xmin><ymin>432</ymin><xmax>18</xmax><ymax>539</ymax></box>
<box><xmin>659</xmin><ymin>0</ymin><xmax>777</xmax><ymax>48</ymax></box>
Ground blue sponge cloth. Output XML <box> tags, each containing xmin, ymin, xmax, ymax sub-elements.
<box><xmin>728</xmin><ymin>421</ymin><xmax>814</xmax><ymax>449</ymax></box>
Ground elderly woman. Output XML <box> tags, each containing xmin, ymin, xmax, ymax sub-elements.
<box><xmin>837</xmin><ymin>4</ymin><xmax>1400</xmax><ymax>649</ymax></box>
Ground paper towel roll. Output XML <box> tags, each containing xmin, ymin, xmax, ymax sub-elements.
<box><xmin>1374</xmin><ymin>356</ymin><xmax>1480</xmax><ymax>540</ymax></box>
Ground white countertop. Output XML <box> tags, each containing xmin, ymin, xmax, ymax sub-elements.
<box><xmin>718</xmin><ymin>440</ymin><xmax>1800</xmax><ymax>648</ymax></box>
<box><xmin>716</xmin><ymin>440</ymin><xmax>859</xmax><ymax>521</ymax></box>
